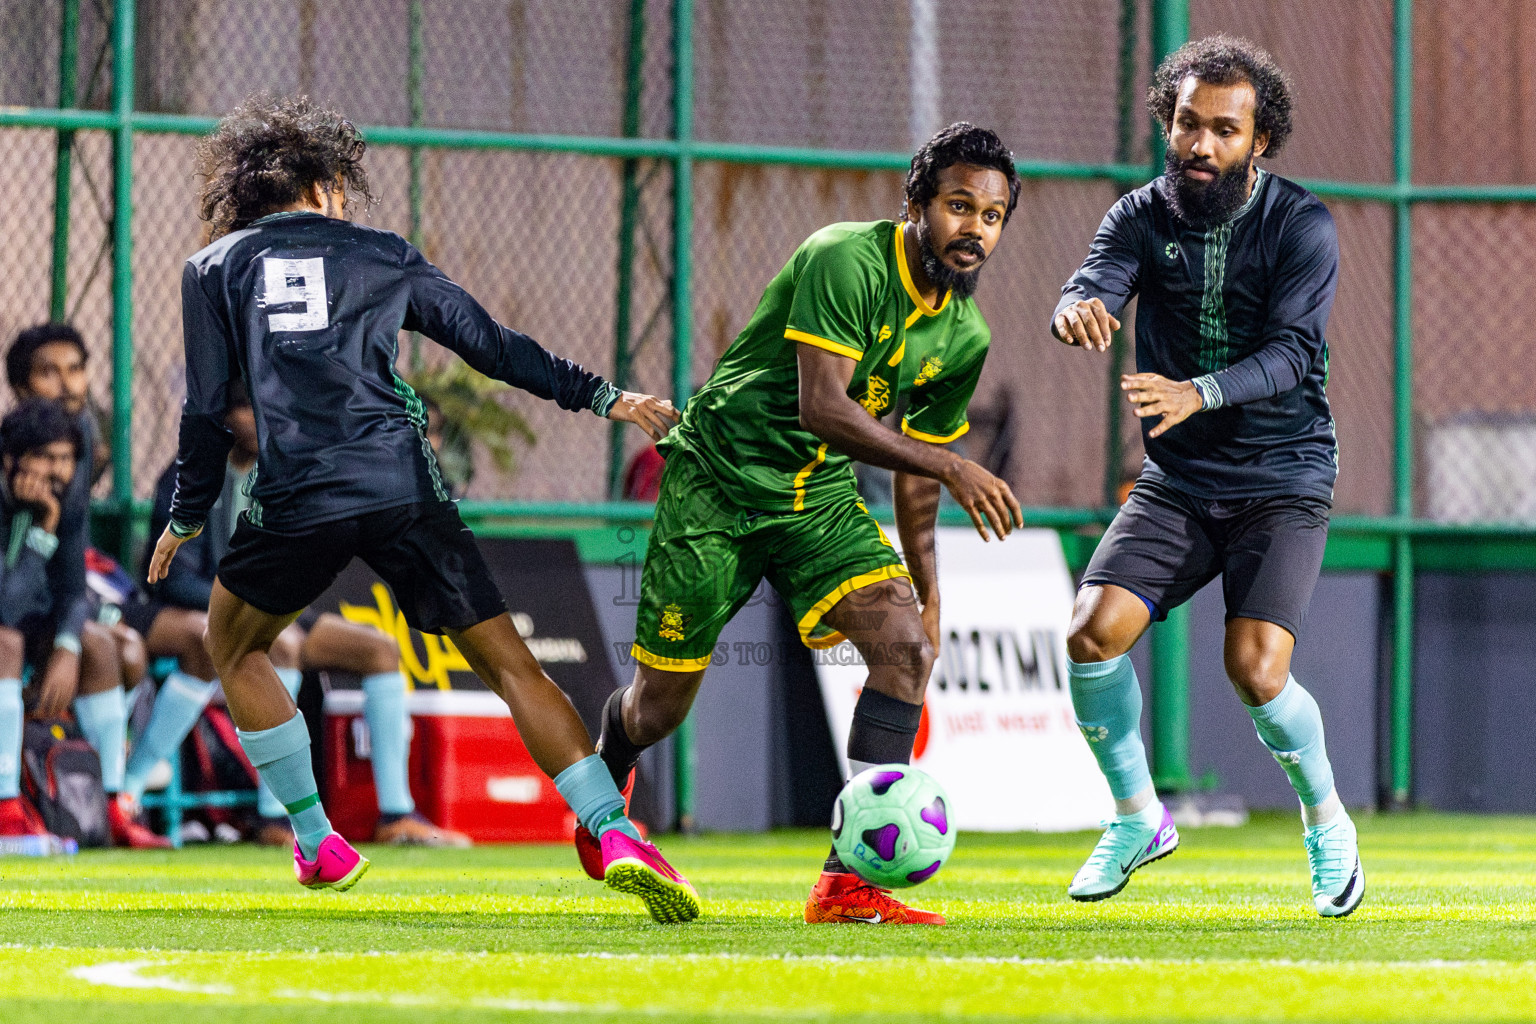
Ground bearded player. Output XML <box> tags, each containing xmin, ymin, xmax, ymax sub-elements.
<box><xmin>1053</xmin><ymin>36</ymin><xmax>1362</xmax><ymax>917</ymax></box>
<box><xmin>147</xmin><ymin>95</ymin><xmax>697</xmax><ymax>922</ymax></box>
<box><xmin>578</xmin><ymin>122</ymin><xmax>1023</xmax><ymax>925</ymax></box>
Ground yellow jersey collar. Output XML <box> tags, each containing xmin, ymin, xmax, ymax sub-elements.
<box><xmin>894</xmin><ymin>222</ymin><xmax>951</xmax><ymax>318</ymax></box>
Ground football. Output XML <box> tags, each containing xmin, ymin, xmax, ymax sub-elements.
<box><xmin>830</xmin><ymin>764</ymin><xmax>956</xmax><ymax>888</ymax></box>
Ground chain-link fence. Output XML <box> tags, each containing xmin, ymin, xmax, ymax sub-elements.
<box><xmin>0</xmin><ymin>0</ymin><xmax>1522</xmax><ymax>531</ymax></box>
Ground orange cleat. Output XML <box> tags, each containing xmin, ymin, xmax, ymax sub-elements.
<box><xmin>803</xmin><ymin>871</ymin><xmax>946</xmax><ymax>925</ymax></box>
<box><xmin>107</xmin><ymin>795</ymin><xmax>173</xmax><ymax>849</ymax></box>
<box><xmin>574</xmin><ymin>768</ymin><xmax>636</xmax><ymax>880</ymax></box>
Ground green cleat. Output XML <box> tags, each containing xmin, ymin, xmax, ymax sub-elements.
<box><xmin>1068</xmin><ymin>805</ymin><xmax>1179</xmax><ymax>902</ymax></box>
<box><xmin>1305</xmin><ymin>812</ymin><xmax>1364</xmax><ymax>918</ymax></box>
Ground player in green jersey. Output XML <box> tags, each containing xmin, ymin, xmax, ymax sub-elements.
<box><xmin>574</xmin><ymin>123</ymin><xmax>1024</xmax><ymax>925</ymax></box>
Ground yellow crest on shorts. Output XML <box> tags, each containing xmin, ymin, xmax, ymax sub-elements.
<box><xmin>659</xmin><ymin>603</ymin><xmax>687</xmax><ymax>642</ymax></box>
<box><xmin>860</xmin><ymin>375</ymin><xmax>891</xmax><ymax>416</ymax></box>
<box><xmin>914</xmin><ymin>356</ymin><xmax>943</xmax><ymax>386</ymax></box>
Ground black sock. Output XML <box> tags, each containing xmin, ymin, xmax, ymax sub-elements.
<box><xmin>825</xmin><ymin>688</ymin><xmax>924</xmax><ymax>874</ymax></box>
<box><xmin>596</xmin><ymin>686</ymin><xmax>649</xmax><ymax>788</ymax></box>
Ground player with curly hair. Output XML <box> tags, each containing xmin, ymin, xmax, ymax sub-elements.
<box><xmin>148</xmin><ymin>94</ymin><xmax>698</xmax><ymax>921</ymax></box>
<box><xmin>1052</xmin><ymin>36</ymin><xmax>1362</xmax><ymax>917</ymax></box>
<box><xmin>585</xmin><ymin>122</ymin><xmax>1023</xmax><ymax>926</ymax></box>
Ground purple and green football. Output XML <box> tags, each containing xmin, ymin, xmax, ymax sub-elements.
<box><xmin>830</xmin><ymin>764</ymin><xmax>956</xmax><ymax>889</ymax></box>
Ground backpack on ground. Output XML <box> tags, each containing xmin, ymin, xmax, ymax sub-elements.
<box><xmin>22</xmin><ymin>719</ymin><xmax>110</xmax><ymax>847</ymax></box>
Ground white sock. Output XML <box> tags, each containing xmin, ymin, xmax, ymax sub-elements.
<box><xmin>1302</xmin><ymin>789</ymin><xmax>1343</xmax><ymax>829</ymax></box>
<box><xmin>1115</xmin><ymin>784</ymin><xmax>1158</xmax><ymax>820</ymax></box>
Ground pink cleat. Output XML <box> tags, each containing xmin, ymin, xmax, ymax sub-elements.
<box><xmin>294</xmin><ymin>834</ymin><xmax>370</xmax><ymax>892</ymax></box>
<box><xmin>601</xmin><ymin>830</ymin><xmax>700</xmax><ymax>923</ymax></box>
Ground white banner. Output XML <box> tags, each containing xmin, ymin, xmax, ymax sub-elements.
<box><xmin>816</xmin><ymin>527</ymin><xmax>1113</xmax><ymax>831</ymax></box>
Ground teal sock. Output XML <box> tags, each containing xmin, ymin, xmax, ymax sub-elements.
<box><xmin>257</xmin><ymin>668</ymin><xmax>306</xmax><ymax>820</ymax></box>
<box><xmin>237</xmin><ymin>712</ymin><xmax>331</xmax><ymax>859</ymax></box>
<box><xmin>124</xmin><ymin>671</ymin><xmax>216</xmax><ymax>800</ymax></box>
<box><xmin>74</xmin><ymin>686</ymin><xmax>128</xmax><ymax>793</ymax></box>
<box><xmin>362</xmin><ymin>671</ymin><xmax>414</xmax><ymax>816</ymax></box>
<box><xmin>0</xmin><ymin>679</ymin><xmax>20</xmax><ymax>800</ymax></box>
<box><xmin>553</xmin><ymin>754</ymin><xmax>640</xmax><ymax>840</ymax></box>
<box><xmin>1247</xmin><ymin>675</ymin><xmax>1335</xmax><ymax>807</ymax></box>
<box><xmin>1068</xmin><ymin>654</ymin><xmax>1154</xmax><ymax>802</ymax></box>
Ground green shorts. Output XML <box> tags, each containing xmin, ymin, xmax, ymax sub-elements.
<box><xmin>632</xmin><ymin>448</ymin><xmax>910</xmax><ymax>672</ymax></box>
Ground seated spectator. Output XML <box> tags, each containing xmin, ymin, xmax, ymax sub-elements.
<box><xmin>134</xmin><ymin>382</ymin><xmax>468</xmax><ymax>847</ymax></box>
<box><xmin>0</xmin><ymin>402</ymin><xmax>89</xmax><ymax>834</ymax></box>
<box><xmin>6</xmin><ymin>324</ymin><xmax>165</xmax><ymax>847</ymax></box>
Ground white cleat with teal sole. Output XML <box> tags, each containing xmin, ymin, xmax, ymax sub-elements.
<box><xmin>1306</xmin><ymin>812</ymin><xmax>1364</xmax><ymax>918</ymax></box>
<box><xmin>1068</xmin><ymin>805</ymin><xmax>1180</xmax><ymax>902</ymax></box>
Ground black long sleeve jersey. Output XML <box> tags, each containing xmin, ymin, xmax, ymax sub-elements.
<box><xmin>1056</xmin><ymin>170</ymin><xmax>1339</xmax><ymax>501</ymax></box>
<box><xmin>169</xmin><ymin>212</ymin><xmax>619</xmax><ymax>534</ymax></box>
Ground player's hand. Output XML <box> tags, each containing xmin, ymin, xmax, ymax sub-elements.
<box><xmin>1053</xmin><ymin>298</ymin><xmax>1120</xmax><ymax>352</ymax></box>
<box><xmin>940</xmin><ymin>458</ymin><xmax>1023</xmax><ymax>542</ymax></box>
<box><xmin>607</xmin><ymin>391</ymin><xmax>680</xmax><ymax>441</ymax></box>
<box><xmin>146</xmin><ymin>524</ymin><xmax>199</xmax><ymax>585</ymax></box>
<box><xmin>34</xmin><ymin>648</ymin><xmax>79</xmax><ymax>718</ymax></box>
<box><xmin>11</xmin><ymin>469</ymin><xmax>61</xmax><ymax>534</ymax></box>
<box><xmin>1122</xmin><ymin>373</ymin><xmax>1204</xmax><ymax>438</ymax></box>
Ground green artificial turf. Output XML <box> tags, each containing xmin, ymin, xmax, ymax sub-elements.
<box><xmin>3</xmin><ymin>812</ymin><xmax>1535</xmax><ymax>1022</ymax></box>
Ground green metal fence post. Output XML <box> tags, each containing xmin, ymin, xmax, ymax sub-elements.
<box><xmin>50</xmin><ymin>0</ymin><xmax>80</xmax><ymax>321</ymax></box>
<box><xmin>1151</xmin><ymin>603</ymin><xmax>1192</xmax><ymax>791</ymax></box>
<box><xmin>1390</xmin><ymin>0</ymin><xmax>1415</xmax><ymax>808</ymax></box>
<box><xmin>110</xmin><ymin>0</ymin><xmax>137</xmax><ymax>558</ymax></box>
<box><xmin>671</xmin><ymin>0</ymin><xmax>697</xmax><ymax>832</ymax></box>
<box><xmin>1148</xmin><ymin>0</ymin><xmax>1187</xmax><ymax>170</ymax></box>
<box><xmin>1101</xmin><ymin>0</ymin><xmax>1139</xmax><ymax>509</ymax></box>
<box><xmin>406</xmin><ymin>0</ymin><xmax>424</xmax><ymax>373</ymax></box>
<box><xmin>1146</xmin><ymin>0</ymin><xmax>1191</xmax><ymax>794</ymax></box>
<box><xmin>608</xmin><ymin>0</ymin><xmax>647</xmax><ymax>498</ymax></box>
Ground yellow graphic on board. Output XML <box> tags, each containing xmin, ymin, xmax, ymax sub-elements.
<box><xmin>339</xmin><ymin>582</ymin><xmax>470</xmax><ymax>690</ymax></box>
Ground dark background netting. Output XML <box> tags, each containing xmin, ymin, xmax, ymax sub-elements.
<box><xmin>0</xmin><ymin>0</ymin><xmax>1512</xmax><ymax>522</ymax></box>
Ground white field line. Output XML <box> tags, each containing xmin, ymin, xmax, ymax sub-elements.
<box><xmin>70</xmin><ymin>960</ymin><xmax>233</xmax><ymax>994</ymax></box>
<box><xmin>61</xmin><ymin>954</ymin><xmax>1536</xmax><ymax>1016</ymax></box>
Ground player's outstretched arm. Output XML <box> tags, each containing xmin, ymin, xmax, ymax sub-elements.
<box><xmin>1053</xmin><ymin>195</ymin><xmax>1140</xmax><ymax>352</ymax></box>
<box><xmin>605</xmin><ymin>391</ymin><xmax>680</xmax><ymax>441</ymax></box>
<box><xmin>796</xmin><ymin>344</ymin><xmax>1021</xmax><ymax>541</ymax></box>
<box><xmin>404</xmin><ymin>244</ymin><xmax>630</xmax><ymax>417</ymax></box>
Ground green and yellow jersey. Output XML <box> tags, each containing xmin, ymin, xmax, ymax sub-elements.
<box><xmin>660</xmin><ymin>219</ymin><xmax>990</xmax><ymax>512</ymax></box>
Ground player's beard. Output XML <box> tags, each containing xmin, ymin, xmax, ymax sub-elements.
<box><xmin>916</xmin><ymin>221</ymin><xmax>985</xmax><ymax>301</ymax></box>
<box><xmin>1161</xmin><ymin>144</ymin><xmax>1255</xmax><ymax>230</ymax></box>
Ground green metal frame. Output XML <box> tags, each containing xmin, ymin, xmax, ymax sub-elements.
<box><xmin>48</xmin><ymin>0</ymin><xmax>79</xmax><ymax>321</ymax></box>
<box><xmin>1144</xmin><ymin>0</ymin><xmax>1193</xmax><ymax>793</ymax></box>
<box><xmin>1389</xmin><ymin>0</ymin><xmax>1416</xmax><ymax>808</ymax></box>
<box><xmin>10</xmin><ymin>0</ymin><xmax>1531</xmax><ymax>820</ymax></box>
